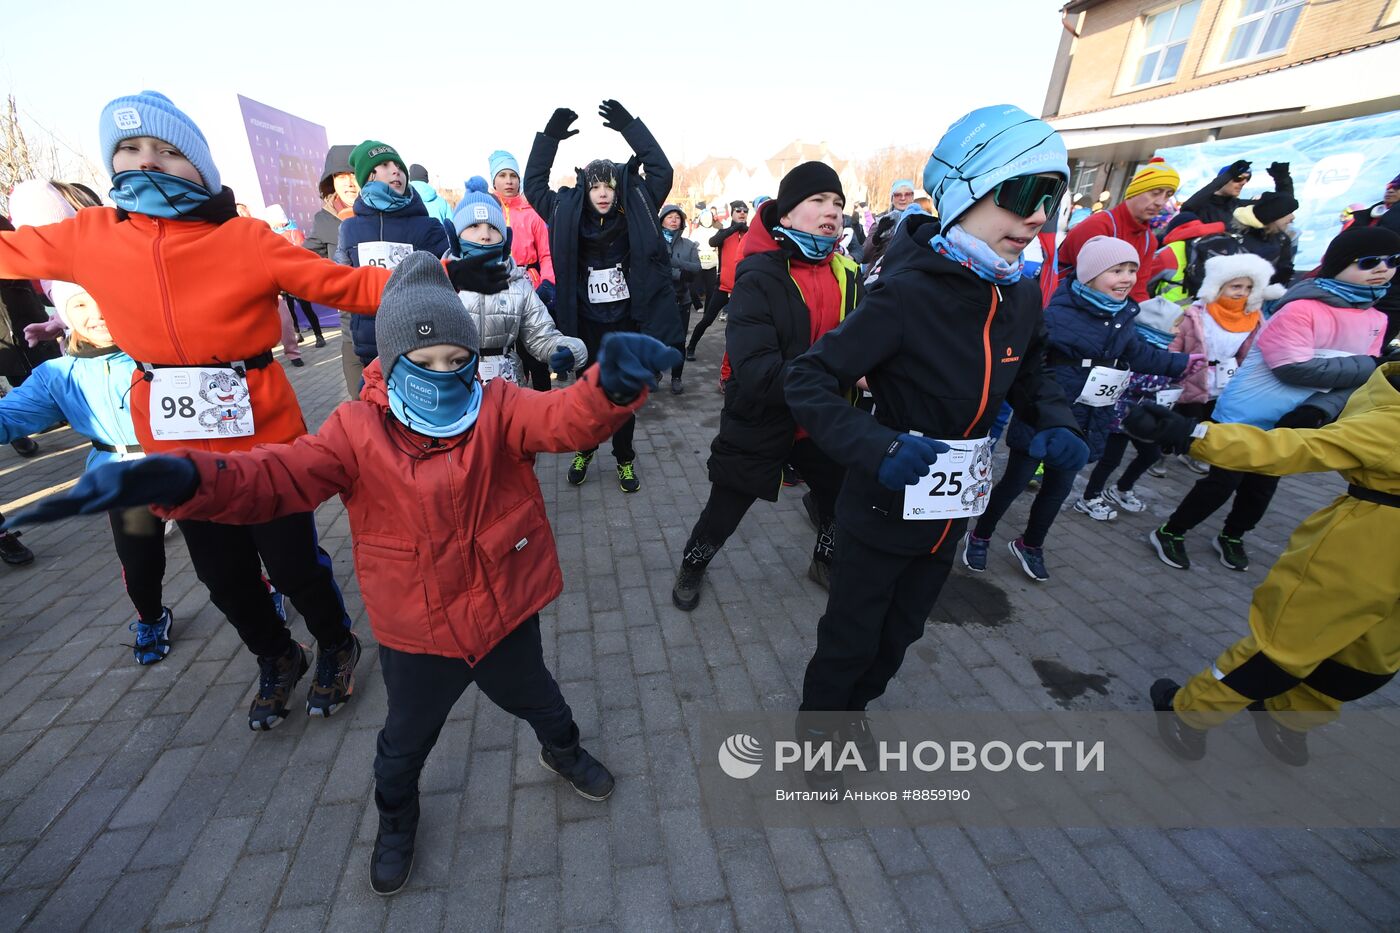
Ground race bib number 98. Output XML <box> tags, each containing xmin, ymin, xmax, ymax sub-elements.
<box><xmin>903</xmin><ymin>436</ymin><xmax>995</xmax><ymax>520</ymax></box>
<box><xmin>148</xmin><ymin>367</ymin><xmax>255</xmax><ymax>441</ymax></box>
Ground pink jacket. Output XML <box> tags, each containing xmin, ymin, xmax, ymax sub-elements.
<box><xmin>499</xmin><ymin>193</ymin><xmax>554</xmax><ymax>288</ymax></box>
<box><xmin>1169</xmin><ymin>303</ymin><xmax>1258</xmax><ymax>405</ymax></box>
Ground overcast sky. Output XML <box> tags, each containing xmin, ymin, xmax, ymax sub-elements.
<box><xmin>1</xmin><ymin>0</ymin><xmax>1064</xmax><ymax>207</ymax></box>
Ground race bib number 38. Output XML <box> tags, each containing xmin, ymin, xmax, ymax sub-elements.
<box><xmin>1076</xmin><ymin>366</ymin><xmax>1131</xmax><ymax>407</ymax></box>
<box><xmin>903</xmin><ymin>436</ymin><xmax>995</xmax><ymax>521</ymax></box>
<box><xmin>148</xmin><ymin>367</ymin><xmax>255</xmax><ymax>441</ymax></box>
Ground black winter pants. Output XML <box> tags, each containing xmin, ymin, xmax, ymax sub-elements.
<box><xmin>692</xmin><ymin>267</ymin><xmax>718</xmax><ymax>310</ymax></box>
<box><xmin>282</xmin><ymin>294</ymin><xmax>323</xmax><ymax>341</ymax></box>
<box><xmin>688</xmin><ymin>289</ymin><xmax>731</xmax><ymax>354</ymax></box>
<box><xmin>177</xmin><ymin>512</ymin><xmax>351</xmax><ymax>658</ymax></box>
<box><xmin>801</xmin><ymin>525</ymin><xmax>960</xmax><ymax>711</ymax></box>
<box><xmin>577</xmin><ymin>316</ymin><xmax>636</xmax><ymax>462</ymax></box>
<box><xmin>515</xmin><ymin>341</ymin><xmax>552</xmax><ymax>391</ymax></box>
<box><xmin>685</xmin><ymin>439</ymin><xmax>844</xmax><ymax>563</ymax></box>
<box><xmin>1165</xmin><ymin>467</ymin><xmax>1281</xmax><ymax>539</ymax></box>
<box><xmin>1082</xmin><ymin>433</ymin><xmax>1160</xmax><ymax>500</ymax></box>
<box><xmin>973</xmin><ymin>448</ymin><xmax>1077</xmax><ymax>549</ymax></box>
<box><xmin>373</xmin><ymin>616</ymin><xmax>574</xmax><ymax>810</ymax></box>
<box><xmin>108</xmin><ymin>507</ymin><xmax>167</xmax><ymax>623</ymax></box>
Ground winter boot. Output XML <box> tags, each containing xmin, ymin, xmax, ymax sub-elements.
<box><xmin>1150</xmin><ymin>678</ymin><xmax>1207</xmax><ymax>760</ymax></box>
<box><xmin>540</xmin><ymin>723</ymin><xmax>615</xmax><ymax>801</ymax></box>
<box><xmin>369</xmin><ymin>793</ymin><xmax>419</xmax><ymax>896</ymax></box>
<box><xmin>1248</xmin><ymin>700</ymin><xmax>1308</xmax><ymax>766</ymax></box>
<box><xmin>306</xmin><ymin>632</ymin><xmax>361</xmax><ymax>718</ymax></box>
<box><xmin>672</xmin><ymin>539</ymin><xmax>717</xmax><ymax>611</ymax></box>
<box><xmin>249</xmin><ymin>642</ymin><xmax>310</xmax><ymax>731</ymax></box>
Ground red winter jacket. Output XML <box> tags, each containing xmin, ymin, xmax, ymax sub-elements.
<box><xmin>157</xmin><ymin>363</ymin><xmax>644</xmax><ymax>664</ymax></box>
<box><xmin>1057</xmin><ymin>202</ymin><xmax>1159</xmax><ymax>302</ymax></box>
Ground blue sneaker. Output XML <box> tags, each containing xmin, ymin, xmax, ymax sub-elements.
<box><xmin>268</xmin><ymin>584</ymin><xmax>287</xmax><ymax>622</ymax></box>
<box><xmin>961</xmin><ymin>532</ymin><xmax>990</xmax><ymax>572</ymax></box>
<box><xmin>1008</xmin><ymin>537</ymin><xmax>1049</xmax><ymax>582</ymax></box>
<box><xmin>128</xmin><ymin>607</ymin><xmax>173</xmax><ymax>665</ymax></box>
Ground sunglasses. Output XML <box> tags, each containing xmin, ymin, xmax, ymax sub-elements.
<box><xmin>991</xmin><ymin>174</ymin><xmax>1067</xmax><ymax>219</ymax></box>
<box><xmin>1355</xmin><ymin>254</ymin><xmax>1400</xmax><ymax>271</ymax></box>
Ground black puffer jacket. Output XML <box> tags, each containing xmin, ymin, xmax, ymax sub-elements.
<box><xmin>524</xmin><ymin>119</ymin><xmax>682</xmax><ymax>346</ymax></box>
<box><xmin>785</xmin><ymin>215</ymin><xmax>1078</xmax><ymax>555</ymax></box>
<box><xmin>708</xmin><ymin>204</ymin><xmax>861</xmax><ymax>500</ymax></box>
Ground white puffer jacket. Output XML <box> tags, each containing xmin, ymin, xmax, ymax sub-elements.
<box><xmin>457</xmin><ymin>262</ymin><xmax>588</xmax><ymax>383</ymax></box>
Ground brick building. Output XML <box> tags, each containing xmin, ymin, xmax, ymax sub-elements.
<box><xmin>1043</xmin><ymin>0</ymin><xmax>1400</xmax><ymax>203</ymax></box>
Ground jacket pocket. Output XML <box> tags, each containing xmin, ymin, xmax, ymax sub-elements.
<box><xmin>473</xmin><ymin>497</ymin><xmax>555</xmax><ymax>634</ymax></box>
<box><xmin>351</xmin><ymin>532</ymin><xmax>433</xmax><ymax>646</ymax></box>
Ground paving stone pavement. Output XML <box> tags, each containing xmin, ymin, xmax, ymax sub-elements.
<box><xmin>1</xmin><ymin>327</ymin><xmax>1397</xmax><ymax>933</ymax></box>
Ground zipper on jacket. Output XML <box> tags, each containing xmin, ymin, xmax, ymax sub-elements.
<box><xmin>151</xmin><ymin>219</ymin><xmax>188</xmax><ymax>364</ymax></box>
<box><xmin>964</xmin><ymin>285</ymin><xmax>1001</xmax><ymax>439</ymax></box>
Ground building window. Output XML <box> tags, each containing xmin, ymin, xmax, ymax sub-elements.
<box><xmin>1131</xmin><ymin>1</ymin><xmax>1201</xmax><ymax>87</ymax></box>
<box><xmin>1222</xmin><ymin>0</ymin><xmax>1305</xmax><ymax>63</ymax></box>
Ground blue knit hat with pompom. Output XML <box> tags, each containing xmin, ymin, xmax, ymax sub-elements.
<box><xmin>453</xmin><ymin>176</ymin><xmax>507</xmax><ymax>238</ymax></box>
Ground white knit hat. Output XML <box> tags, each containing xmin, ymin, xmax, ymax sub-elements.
<box><xmin>1197</xmin><ymin>253</ymin><xmax>1285</xmax><ymax>311</ymax></box>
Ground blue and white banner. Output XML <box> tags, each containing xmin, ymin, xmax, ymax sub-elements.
<box><xmin>1156</xmin><ymin>110</ymin><xmax>1400</xmax><ymax>271</ymax></box>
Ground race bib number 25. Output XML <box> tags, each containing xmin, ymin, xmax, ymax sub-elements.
<box><xmin>903</xmin><ymin>436</ymin><xmax>995</xmax><ymax>520</ymax></box>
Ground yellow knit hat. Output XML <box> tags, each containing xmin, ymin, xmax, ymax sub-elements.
<box><xmin>1124</xmin><ymin>157</ymin><xmax>1180</xmax><ymax>200</ymax></box>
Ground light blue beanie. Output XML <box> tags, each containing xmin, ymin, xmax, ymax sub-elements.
<box><xmin>890</xmin><ymin>178</ymin><xmax>915</xmax><ymax>196</ymax></box>
<box><xmin>99</xmin><ymin>91</ymin><xmax>221</xmax><ymax>192</ymax></box>
<box><xmin>488</xmin><ymin>150</ymin><xmax>520</xmax><ymax>185</ymax></box>
<box><xmin>453</xmin><ymin>177</ymin><xmax>507</xmax><ymax>237</ymax></box>
<box><xmin>921</xmin><ymin>104</ymin><xmax>1067</xmax><ymax>228</ymax></box>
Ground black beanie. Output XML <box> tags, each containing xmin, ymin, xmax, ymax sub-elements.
<box><xmin>584</xmin><ymin>159</ymin><xmax>617</xmax><ymax>190</ymax></box>
<box><xmin>409</xmin><ymin>163</ymin><xmax>429</xmax><ymax>184</ymax></box>
<box><xmin>775</xmin><ymin>161</ymin><xmax>844</xmax><ymax>219</ymax></box>
<box><xmin>1253</xmin><ymin>190</ymin><xmax>1298</xmax><ymax>226</ymax></box>
<box><xmin>1319</xmin><ymin>225</ymin><xmax>1400</xmax><ymax>278</ymax></box>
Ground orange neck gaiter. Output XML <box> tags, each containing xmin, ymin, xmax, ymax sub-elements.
<box><xmin>1206</xmin><ymin>294</ymin><xmax>1261</xmax><ymax>333</ymax></box>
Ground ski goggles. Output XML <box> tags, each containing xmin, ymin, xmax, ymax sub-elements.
<box><xmin>991</xmin><ymin>174</ymin><xmax>1067</xmax><ymax>219</ymax></box>
<box><xmin>1354</xmin><ymin>254</ymin><xmax>1400</xmax><ymax>271</ymax></box>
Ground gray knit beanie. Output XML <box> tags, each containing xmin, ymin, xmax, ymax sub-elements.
<box><xmin>375</xmin><ymin>252</ymin><xmax>480</xmax><ymax>377</ymax></box>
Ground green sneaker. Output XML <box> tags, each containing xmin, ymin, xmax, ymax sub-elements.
<box><xmin>1213</xmin><ymin>534</ymin><xmax>1249</xmax><ymax>572</ymax></box>
<box><xmin>567</xmin><ymin>451</ymin><xmax>594</xmax><ymax>486</ymax></box>
<box><xmin>617</xmin><ymin>461</ymin><xmax>640</xmax><ymax>493</ymax></box>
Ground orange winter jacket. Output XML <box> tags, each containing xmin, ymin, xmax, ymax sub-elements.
<box><xmin>0</xmin><ymin>209</ymin><xmax>390</xmax><ymax>452</ymax></box>
<box><xmin>156</xmin><ymin>363</ymin><xmax>646</xmax><ymax>664</ymax></box>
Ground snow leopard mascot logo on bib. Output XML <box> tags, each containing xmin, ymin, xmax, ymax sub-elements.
<box><xmin>197</xmin><ymin>371</ymin><xmax>253</xmax><ymax>435</ymax></box>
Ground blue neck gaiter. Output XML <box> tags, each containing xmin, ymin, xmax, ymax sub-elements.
<box><xmin>110</xmin><ymin>170</ymin><xmax>213</xmax><ymax>219</ymax></box>
<box><xmin>1071</xmin><ymin>278</ymin><xmax>1129</xmax><ymax>317</ymax></box>
<box><xmin>457</xmin><ymin>238</ymin><xmax>508</xmax><ymax>264</ymax></box>
<box><xmin>773</xmin><ymin>225</ymin><xmax>837</xmax><ymax>261</ymax></box>
<box><xmin>1313</xmin><ymin>277</ymin><xmax>1390</xmax><ymax>308</ymax></box>
<box><xmin>386</xmin><ymin>356</ymin><xmax>482</xmax><ymax>438</ymax></box>
<box><xmin>929</xmin><ymin>224</ymin><xmax>1023</xmax><ymax>284</ymax></box>
<box><xmin>662</xmin><ymin>228</ymin><xmax>675</xmax><ymax>243</ymax></box>
<box><xmin>361</xmin><ymin>181</ymin><xmax>414</xmax><ymax>213</ymax></box>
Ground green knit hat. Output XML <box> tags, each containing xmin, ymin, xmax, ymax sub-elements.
<box><xmin>349</xmin><ymin>139</ymin><xmax>408</xmax><ymax>189</ymax></box>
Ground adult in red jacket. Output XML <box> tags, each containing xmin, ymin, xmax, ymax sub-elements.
<box><xmin>10</xmin><ymin>253</ymin><xmax>682</xmax><ymax>896</ymax></box>
<box><xmin>1058</xmin><ymin>158</ymin><xmax>1180</xmax><ymax>303</ymax></box>
<box><xmin>686</xmin><ymin>200</ymin><xmax>750</xmax><ymax>359</ymax></box>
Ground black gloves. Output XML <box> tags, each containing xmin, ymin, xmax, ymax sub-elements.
<box><xmin>543</xmin><ymin>108</ymin><xmax>579</xmax><ymax>141</ymax></box>
<box><xmin>598</xmin><ymin>99</ymin><xmax>634</xmax><ymax>132</ymax></box>
<box><xmin>1274</xmin><ymin>404</ymin><xmax>1328</xmax><ymax>430</ymax></box>
<box><xmin>1122</xmin><ymin>403</ymin><xmax>1201</xmax><ymax>456</ymax></box>
<box><xmin>446</xmin><ymin>252</ymin><xmax>509</xmax><ymax>295</ymax></box>
<box><xmin>1266</xmin><ymin>161</ymin><xmax>1291</xmax><ymax>181</ymax></box>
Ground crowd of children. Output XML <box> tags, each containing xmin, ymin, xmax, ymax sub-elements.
<box><xmin>1</xmin><ymin>87</ymin><xmax>1397</xmax><ymax>890</ymax></box>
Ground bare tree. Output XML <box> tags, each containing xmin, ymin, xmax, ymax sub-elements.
<box><xmin>856</xmin><ymin>146</ymin><xmax>928</xmax><ymax>213</ymax></box>
<box><xmin>0</xmin><ymin>94</ymin><xmax>107</xmax><ymax>216</ymax></box>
